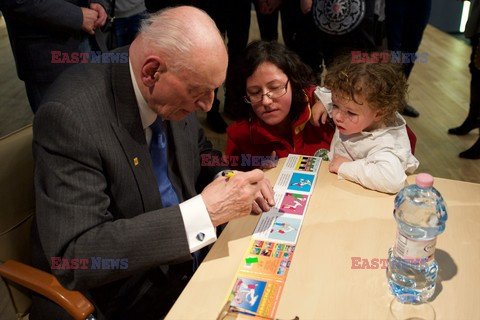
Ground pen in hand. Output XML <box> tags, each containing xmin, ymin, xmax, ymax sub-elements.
<box><xmin>221</xmin><ymin>170</ymin><xmax>275</xmax><ymax>213</ymax></box>
<box><xmin>221</xmin><ymin>170</ymin><xmax>236</xmax><ymax>179</ymax></box>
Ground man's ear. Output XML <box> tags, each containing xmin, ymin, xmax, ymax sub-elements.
<box><xmin>141</xmin><ymin>56</ymin><xmax>167</xmax><ymax>87</ymax></box>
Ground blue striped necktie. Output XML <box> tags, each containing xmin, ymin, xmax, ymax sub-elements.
<box><xmin>150</xmin><ymin>117</ymin><xmax>179</xmax><ymax>207</ymax></box>
<box><xmin>150</xmin><ymin>117</ymin><xmax>203</xmax><ymax>271</ymax></box>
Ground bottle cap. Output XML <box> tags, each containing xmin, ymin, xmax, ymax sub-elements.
<box><xmin>416</xmin><ymin>173</ymin><xmax>434</xmax><ymax>188</ymax></box>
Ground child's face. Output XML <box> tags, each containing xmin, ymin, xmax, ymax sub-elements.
<box><xmin>246</xmin><ymin>62</ymin><xmax>292</xmax><ymax>127</ymax></box>
<box><xmin>331</xmin><ymin>91</ymin><xmax>383</xmax><ymax>135</ymax></box>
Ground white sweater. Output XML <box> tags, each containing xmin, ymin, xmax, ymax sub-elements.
<box><xmin>315</xmin><ymin>87</ymin><xmax>419</xmax><ymax>193</ymax></box>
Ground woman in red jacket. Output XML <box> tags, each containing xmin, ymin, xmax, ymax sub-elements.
<box><xmin>226</xmin><ymin>40</ymin><xmax>335</xmax><ymax>170</ymax></box>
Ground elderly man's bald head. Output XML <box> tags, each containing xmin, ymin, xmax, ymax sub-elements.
<box><xmin>129</xmin><ymin>6</ymin><xmax>228</xmax><ymax>121</ymax></box>
<box><xmin>139</xmin><ymin>6</ymin><xmax>226</xmax><ymax>74</ymax></box>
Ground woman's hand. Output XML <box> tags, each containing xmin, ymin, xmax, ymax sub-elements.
<box><xmin>259</xmin><ymin>150</ymin><xmax>278</xmax><ymax>169</ymax></box>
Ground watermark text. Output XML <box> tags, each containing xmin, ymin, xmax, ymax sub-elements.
<box><xmin>51</xmin><ymin>257</ymin><xmax>129</xmax><ymax>269</ymax></box>
<box><xmin>51</xmin><ymin>51</ymin><xmax>128</xmax><ymax>64</ymax></box>
<box><xmin>351</xmin><ymin>256</ymin><xmax>428</xmax><ymax>270</ymax></box>
<box><xmin>201</xmin><ymin>154</ymin><xmax>278</xmax><ymax>167</ymax></box>
<box><xmin>351</xmin><ymin>51</ymin><xmax>428</xmax><ymax>64</ymax></box>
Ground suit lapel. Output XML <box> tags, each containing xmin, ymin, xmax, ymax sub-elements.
<box><xmin>110</xmin><ymin>51</ymin><xmax>163</xmax><ymax>212</ymax></box>
<box><xmin>169</xmin><ymin>116</ymin><xmax>197</xmax><ymax>198</ymax></box>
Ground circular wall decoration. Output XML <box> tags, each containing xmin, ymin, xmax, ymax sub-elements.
<box><xmin>313</xmin><ymin>0</ymin><xmax>365</xmax><ymax>35</ymax></box>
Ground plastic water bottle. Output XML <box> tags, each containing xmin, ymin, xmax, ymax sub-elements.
<box><xmin>386</xmin><ymin>173</ymin><xmax>448</xmax><ymax>303</ymax></box>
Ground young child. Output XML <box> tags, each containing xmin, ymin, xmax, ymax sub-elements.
<box><xmin>313</xmin><ymin>58</ymin><xmax>419</xmax><ymax>193</ymax></box>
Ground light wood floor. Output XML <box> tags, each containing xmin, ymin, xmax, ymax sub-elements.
<box><xmin>1</xmin><ymin>14</ymin><xmax>479</xmax><ymax>183</ymax></box>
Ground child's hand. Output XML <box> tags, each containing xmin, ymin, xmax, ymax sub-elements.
<box><xmin>259</xmin><ymin>151</ymin><xmax>278</xmax><ymax>170</ymax></box>
<box><xmin>310</xmin><ymin>100</ymin><xmax>329</xmax><ymax>127</ymax></box>
<box><xmin>328</xmin><ymin>154</ymin><xmax>351</xmax><ymax>173</ymax></box>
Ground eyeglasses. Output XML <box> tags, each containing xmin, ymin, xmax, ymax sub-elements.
<box><xmin>244</xmin><ymin>80</ymin><xmax>289</xmax><ymax>104</ymax></box>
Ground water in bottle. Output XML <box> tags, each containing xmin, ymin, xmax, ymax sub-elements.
<box><xmin>386</xmin><ymin>173</ymin><xmax>448</xmax><ymax>303</ymax></box>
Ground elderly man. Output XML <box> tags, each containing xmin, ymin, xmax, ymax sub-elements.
<box><xmin>30</xmin><ymin>6</ymin><xmax>274</xmax><ymax>319</ymax></box>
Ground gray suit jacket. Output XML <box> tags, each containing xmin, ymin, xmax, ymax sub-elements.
<box><xmin>30</xmin><ymin>47</ymin><xmax>226</xmax><ymax>319</ymax></box>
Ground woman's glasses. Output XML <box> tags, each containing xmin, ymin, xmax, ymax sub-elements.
<box><xmin>244</xmin><ymin>80</ymin><xmax>289</xmax><ymax>104</ymax></box>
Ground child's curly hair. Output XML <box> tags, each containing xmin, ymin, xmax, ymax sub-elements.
<box><xmin>324</xmin><ymin>55</ymin><xmax>408</xmax><ymax>125</ymax></box>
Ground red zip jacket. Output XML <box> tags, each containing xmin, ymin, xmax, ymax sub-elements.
<box><xmin>226</xmin><ymin>86</ymin><xmax>335</xmax><ymax>170</ymax></box>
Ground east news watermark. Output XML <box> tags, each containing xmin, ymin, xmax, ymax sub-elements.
<box><xmin>201</xmin><ymin>154</ymin><xmax>279</xmax><ymax>167</ymax></box>
<box><xmin>51</xmin><ymin>257</ymin><xmax>128</xmax><ymax>270</ymax></box>
<box><xmin>351</xmin><ymin>257</ymin><xmax>428</xmax><ymax>270</ymax></box>
<box><xmin>51</xmin><ymin>51</ymin><xmax>128</xmax><ymax>64</ymax></box>
<box><xmin>351</xmin><ymin>51</ymin><xmax>428</xmax><ymax>64</ymax></box>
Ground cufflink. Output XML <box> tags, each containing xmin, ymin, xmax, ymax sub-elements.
<box><xmin>196</xmin><ymin>232</ymin><xmax>205</xmax><ymax>241</ymax></box>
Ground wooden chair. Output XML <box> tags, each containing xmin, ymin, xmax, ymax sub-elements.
<box><xmin>0</xmin><ymin>125</ymin><xmax>95</xmax><ymax>320</ymax></box>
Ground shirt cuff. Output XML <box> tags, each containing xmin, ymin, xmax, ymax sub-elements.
<box><xmin>179</xmin><ymin>195</ymin><xmax>217</xmax><ymax>253</ymax></box>
<box><xmin>314</xmin><ymin>86</ymin><xmax>333</xmax><ymax>116</ymax></box>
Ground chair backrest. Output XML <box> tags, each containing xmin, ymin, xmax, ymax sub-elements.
<box><xmin>0</xmin><ymin>125</ymin><xmax>35</xmax><ymax>319</ymax></box>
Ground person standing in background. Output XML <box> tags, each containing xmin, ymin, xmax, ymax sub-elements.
<box><xmin>384</xmin><ymin>0</ymin><xmax>432</xmax><ymax>118</ymax></box>
<box><xmin>254</xmin><ymin>0</ymin><xmax>304</xmax><ymax>52</ymax></box>
<box><xmin>199</xmin><ymin>0</ymin><xmax>252</xmax><ymax>132</ymax></box>
<box><xmin>448</xmin><ymin>0</ymin><xmax>480</xmax><ymax>159</ymax></box>
<box><xmin>293</xmin><ymin>0</ymin><xmax>379</xmax><ymax>80</ymax></box>
<box><xmin>0</xmin><ymin>0</ymin><xmax>107</xmax><ymax>112</ymax></box>
<box><xmin>112</xmin><ymin>0</ymin><xmax>146</xmax><ymax>47</ymax></box>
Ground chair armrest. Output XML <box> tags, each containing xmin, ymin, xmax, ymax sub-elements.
<box><xmin>0</xmin><ymin>260</ymin><xmax>94</xmax><ymax>320</ymax></box>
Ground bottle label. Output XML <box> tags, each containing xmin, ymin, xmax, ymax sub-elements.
<box><xmin>394</xmin><ymin>230</ymin><xmax>436</xmax><ymax>261</ymax></box>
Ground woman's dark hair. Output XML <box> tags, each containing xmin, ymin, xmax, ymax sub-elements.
<box><xmin>227</xmin><ymin>40</ymin><xmax>315</xmax><ymax>121</ymax></box>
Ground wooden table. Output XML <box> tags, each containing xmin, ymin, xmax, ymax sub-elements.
<box><xmin>166</xmin><ymin>159</ymin><xmax>480</xmax><ymax>319</ymax></box>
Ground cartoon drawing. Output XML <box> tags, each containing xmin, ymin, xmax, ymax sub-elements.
<box><xmin>230</xmin><ymin>278</ymin><xmax>266</xmax><ymax>313</ymax></box>
<box><xmin>268</xmin><ymin>217</ymin><xmax>301</xmax><ymax>243</ymax></box>
<box><xmin>290</xmin><ymin>178</ymin><xmax>311</xmax><ymax>188</ymax></box>
<box><xmin>288</xmin><ymin>173</ymin><xmax>315</xmax><ymax>193</ymax></box>
<box><xmin>280</xmin><ymin>193</ymin><xmax>308</xmax><ymax>215</ymax></box>
<box><xmin>296</xmin><ymin>156</ymin><xmax>318</xmax><ymax>172</ymax></box>
<box><xmin>260</xmin><ymin>249</ymin><xmax>272</xmax><ymax>256</ymax></box>
<box><xmin>283</xmin><ymin>200</ymin><xmax>302</xmax><ymax>209</ymax></box>
<box><xmin>233</xmin><ymin>281</ymin><xmax>259</xmax><ymax>306</ymax></box>
<box><xmin>270</xmin><ymin>222</ymin><xmax>296</xmax><ymax>234</ymax></box>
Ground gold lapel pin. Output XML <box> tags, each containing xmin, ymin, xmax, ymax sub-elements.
<box><xmin>133</xmin><ymin>157</ymin><xmax>139</xmax><ymax>166</ymax></box>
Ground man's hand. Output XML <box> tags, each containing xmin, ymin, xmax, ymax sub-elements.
<box><xmin>328</xmin><ymin>154</ymin><xmax>351</xmax><ymax>173</ymax></box>
<box><xmin>310</xmin><ymin>100</ymin><xmax>329</xmax><ymax>127</ymax></box>
<box><xmin>300</xmin><ymin>0</ymin><xmax>313</xmax><ymax>14</ymax></box>
<box><xmin>201</xmin><ymin>169</ymin><xmax>275</xmax><ymax>226</ymax></box>
<box><xmin>90</xmin><ymin>3</ymin><xmax>107</xmax><ymax>28</ymax></box>
<box><xmin>81</xmin><ymin>7</ymin><xmax>99</xmax><ymax>35</ymax></box>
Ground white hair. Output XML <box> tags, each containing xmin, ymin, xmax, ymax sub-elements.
<box><xmin>140</xmin><ymin>7</ymin><xmax>221</xmax><ymax>74</ymax></box>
